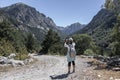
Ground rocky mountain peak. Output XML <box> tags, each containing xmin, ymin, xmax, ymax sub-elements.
<box><xmin>58</xmin><ymin>22</ymin><xmax>85</xmax><ymax>35</ymax></box>
<box><xmin>0</xmin><ymin>3</ymin><xmax>61</xmax><ymax>42</ymax></box>
<box><xmin>13</xmin><ymin>2</ymin><xmax>27</xmax><ymax>6</ymax></box>
<box><xmin>4</xmin><ymin>2</ymin><xmax>34</xmax><ymax>11</ymax></box>
<box><xmin>3</xmin><ymin>2</ymin><xmax>57</xmax><ymax>29</ymax></box>
<box><xmin>67</xmin><ymin>22</ymin><xmax>82</xmax><ymax>28</ymax></box>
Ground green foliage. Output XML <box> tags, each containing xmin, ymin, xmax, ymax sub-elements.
<box><xmin>15</xmin><ymin>53</ymin><xmax>29</xmax><ymax>60</ymax></box>
<box><xmin>89</xmin><ymin>42</ymin><xmax>101</xmax><ymax>55</ymax></box>
<box><xmin>75</xmin><ymin>9</ymin><xmax>116</xmax><ymax>52</ymax></box>
<box><xmin>109</xmin><ymin>42</ymin><xmax>120</xmax><ymax>56</ymax></box>
<box><xmin>84</xmin><ymin>49</ymin><xmax>94</xmax><ymax>56</ymax></box>
<box><xmin>105</xmin><ymin>0</ymin><xmax>120</xmax><ymax>14</ymax></box>
<box><xmin>105</xmin><ymin>0</ymin><xmax>115</xmax><ymax>10</ymax></box>
<box><xmin>0</xmin><ymin>21</ymin><xmax>15</xmax><ymax>41</ymax></box>
<box><xmin>104</xmin><ymin>0</ymin><xmax>120</xmax><ymax>56</ymax></box>
<box><xmin>12</xmin><ymin>31</ymin><xmax>27</xmax><ymax>52</ymax></box>
<box><xmin>14</xmin><ymin>46</ymin><xmax>28</xmax><ymax>60</ymax></box>
<box><xmin>26</xmin><ymin>33</ymin><xmax>35</xmax><ymax>52</ymax></box>
<box><xmin>0</xmin><ymin>21</ymin><xmax>16</xmax><ymax>56</ymax></box>
<box><xmin>48</xmin><ymin>43</ymin><xmax>62</xmax><ymax>55</ymax></box>
<box><xmin>0</xmin><ymin>39</ymin><xmax>16</xmax><ymax>56</ymax></box>
<box><xmin>72</xmin><ymin>34</ymin><xmax>93</xmax><ymax>55</ymax></box>
<box><xmin>41</xmin><ymin>29</ymin><xmax>61</xmax><ymax>54</ymax></box>
<box><xmin>0</xmin><ymin>20</ymin><xmax>43</xmax><ymax>58</ymax></box>
<box><xmin>112</xmin><ymin>24</ymin><xmax>120</xmax><ymax>42</ymax></box>
<box><xmin>110</xmin><ymin>15</ymin><xmax>120</xmax><ymax>56</ymax></box>
<box><xmin>60</xmin><ymin>47</ymin><xmax>67</xmax><ymax>55</ymax></box>
<box><xmin>72</xmin><ymin>34</ymin><xmax>101</xmax><ymax>55</ymax></box>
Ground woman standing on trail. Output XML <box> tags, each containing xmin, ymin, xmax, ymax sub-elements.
<box><xmin>64</xmin><ymin>37</ymin><xmax>76</xmax><ymax>73</ymax></box>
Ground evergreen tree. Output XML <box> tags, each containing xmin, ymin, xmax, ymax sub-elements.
<box><xmin>26</xmin><ymin>33</ymin><xmax>35</xmax><ymax>52</ymax></box>
<box><xmin>0</xmin><ymin>21</ymin><xmax>14</xmax><ymax>41</ymax></box>
<box><xmin>105</xmin><ymin>0</ymin><xmax>115</xmax><ymax>10</ymax></box>
<box><xmin>41</xmin><ymin>29</ymin><xmax>61</xmax><ymax>54</ymax></box>
<box><xmin>110</xmin><ymin>15</ymin><xmax>120</xmax><ymax>56</ymax></box>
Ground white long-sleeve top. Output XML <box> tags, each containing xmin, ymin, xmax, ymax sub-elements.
<box><xmin>64</xmin><ymin>42</ymin><xmax>76</xmax><ymax>62</ymax></box>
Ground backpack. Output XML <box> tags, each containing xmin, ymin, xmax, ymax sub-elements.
<box><xmin>69</xmin><ymin>45</ymin><xmax>75</xmax><ymax>58</ymax></box>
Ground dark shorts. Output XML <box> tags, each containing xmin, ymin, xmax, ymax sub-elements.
<box><xmin>68</xmin><ymin>61</ymin><xmax>75</xmax><ymax>67</ymax></box>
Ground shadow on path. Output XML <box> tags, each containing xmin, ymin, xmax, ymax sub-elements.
<box><xmin>50</xmin><ymin>73</ymin><xmax>69</xmax><ymax>80</ymax></box>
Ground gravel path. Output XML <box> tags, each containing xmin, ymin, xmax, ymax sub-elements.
<box><xmin>0</xmin><ymin>55</ymin><xmax>120</xmax><ymax>80</ymax></box>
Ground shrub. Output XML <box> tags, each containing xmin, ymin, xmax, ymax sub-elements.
<box><xmin>0</xmin><ymin>39</ymin><xmax>16</xmax><ymax>56</ymax></box>
<box><xmin>84</xmin><ymin>49</ymin><xmax>95</xmax><ymax>56</ymax></box>
<box><xmin>15</xmin><ymin>53</ymin><xmax>29</xmax><ymax>60</ymax></box>
<box><xmin>48</xmin><ymin>43</ymin><xmax>62</xmax><ymax>55</ymax></box>
<box><xmin>72</xmin><ymin>34</ymin><xmax>93</xmax><ymax>55</ymax></box>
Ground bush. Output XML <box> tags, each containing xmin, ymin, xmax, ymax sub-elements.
<box><xmin>15</xmin><ymin>53</ymin><xmax>29</xmax><ymax>60</ymax></box>
<box><xmin>0</xmin><ymin>39</ymin><xmax>16</xmax><ymax>56</ymax></box>
<box><xmin>84</xmin><ymin>49</ymin><xmax>95</xmax><ymax>56</ymax></box>
<box><xmin>72</xmin><ymin>34</ymin><xmax>93</xmax><ymax>55</ymax></box>
<box><xmin>0</xmin><ymin>21</ymin><xmax>39</xmax><ymax>60</ymax></box>
<box><xmin>109</xmin><ymin>41</ymin><xmax>120</xmax><ymax>56</ymax></box>
<box><xmin>48</xmin><ymin>43</ymin><xmax>62</xmax><ymax>55</ymax></box>
<box><xmin>26</xmin><ymin>33</ymin><xmax>36</xmax><ymax>52</ymax></box>
<box><xmin>89</xmin><ymin>42</ymin><xmax>101</xmax><ymax>55</ymax></box>
<box><xmin>60</xmin><ymin>47</ymin><xmax>67</xmax><ymax>56</ymax></box>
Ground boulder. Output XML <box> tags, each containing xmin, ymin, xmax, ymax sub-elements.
<box><xmin>0</xmin><ymin>56</ymin><xmax>9</xmax><ymax>64</ymax></box>
<box><xmin>9</xmin><ymin>59</ymin><xmax>24</xmax><ymax>67</ymax></box>
<box><xmin>24</xmin><ymin>58</ymin><xmax>34</xmax><ymax>64</ymax></box>
<box><xmin>8</xmin><ymin>53</ymin><xmax>16</xmax><ymax>59</ymax></box>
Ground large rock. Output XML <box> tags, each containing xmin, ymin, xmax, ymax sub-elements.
<box><xmin>0</xmin><ymin>56</ymin><xmax>9</xmax><ymax>64</ymax></box>
<box><xmin>8</xmin><ymin>53</ymin><xmax>16</xmax><ymax>59</ymax></box>
<box><xmin>107</xmin><ymin>56</ymin><xmax>120</xmax><ymax>69</ymax></box>
<box><xmin>9</xmin><ymin>59</ymin><xmax>25</xmax><ymax>67</ymax></box>
<box><xmin>93</xmin><ymin>55</ymin><xmax>120</xmax><ymax>70</ymax></box>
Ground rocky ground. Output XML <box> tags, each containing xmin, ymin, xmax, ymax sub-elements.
<box><xmin>0</xmin><ymin>55</ymin><xmax>120</xmax><ymax>80</ymax></box>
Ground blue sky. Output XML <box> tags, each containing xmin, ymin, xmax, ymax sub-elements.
<box><xmin>0</xmin><ymin>0</ymin><xmax>105</xmax><ymax>27</ymax></box>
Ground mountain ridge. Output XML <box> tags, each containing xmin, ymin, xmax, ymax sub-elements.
<box><xmin>58</xmin><ymin>22</ymin><xmax>85</xmax><ymax>35</ymax></box>
<box><xmin>0</xmin><ymin>2</ymin><xmax>62</xmax><ymax>42</ymax></box>
<box><xmin>74</xmin><ymin>8</ymin><xmax>116</xmax><ymax>47</ymax></box>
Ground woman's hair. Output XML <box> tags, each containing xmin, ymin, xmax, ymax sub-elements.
<box><xmin>65</xmin><ymin>37</ymin><xmax>74</xmax><ymax>44</ymax></box>
<box><xmin>69</xmin><ymin>40</ymin><xmax>73</xmax><ymax>44</ymax></box>
<box><xmin>65</xmin><ymin>39</ymin><xmax>69</xmax><ymax>45</ymax></box>
<box><xmin>69</xmin><ymin>38</ymin><xmax>73</xmax><ymax>44</ymax></box>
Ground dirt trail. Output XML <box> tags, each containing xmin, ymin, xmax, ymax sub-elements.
<box><xmin>0</xmin><ymin>55</ymin><xmax>120</xmax><ymax>80</ymax></box>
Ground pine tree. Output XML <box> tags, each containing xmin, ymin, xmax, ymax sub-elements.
<box><xmin>41</xmin><ymin>29</ymin><xmax>60</xmax><ymax>54</ymax></box>
<box><xmin>105</xmin><ymin>0</ymin><xmax>115</xmax><ymax>10</ymax></box>
<box><xmin>26</xmin><ymin>33</ymin><xmax>35</xmax><ymax>52</ymax></box>
<box><xmin>0</xmin><ymin>21</ymin><xmax>14</xmax><ymax>41</ymax></box>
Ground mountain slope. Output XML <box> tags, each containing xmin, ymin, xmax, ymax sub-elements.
<box><xmin>59</xmin><ymin>22</ymin><xmax>85</xmax><ymax>35</ymax></box>
<box><xmin>74</xmin><ymin>0</ymin><xmax>120</xmax><ymax>48</ymax></box>
<box><xmin>75</xmin><ymin>9</ymin><xmax>116</xmax><ymax>47</ymax></box>
<box><xmin>2</xmin><ymin>2</ymin><xmax>62</xmax><ymax>42</ymax></box>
